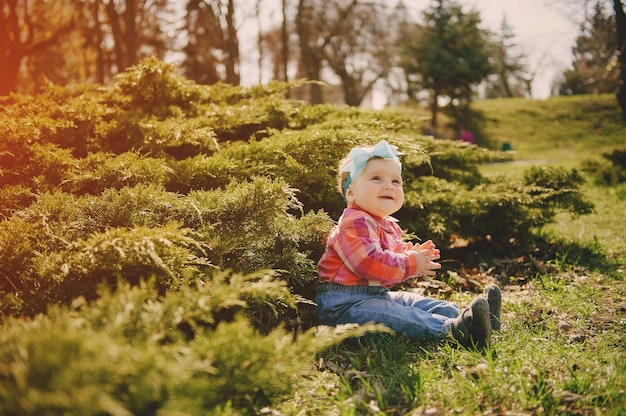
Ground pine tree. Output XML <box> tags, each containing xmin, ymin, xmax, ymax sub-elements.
<box><xmin>399</xmin><ymin>0</ymin><xmax>493</xmax><ymax>127</ymax></box>
<box><xmin>559</xmin><ymin>1</ymin><xmax>619</xmax><ymax>95</ymax></box>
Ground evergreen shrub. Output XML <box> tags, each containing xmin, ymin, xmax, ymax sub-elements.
<box><xmin>0</xmin><ymin>185</ymin><xmax>36</xmax><ymax>219</ymax></box>
<box><xmin>400</xmin><ymin>167</ymin><xmax>593</xmax><ymax>251</ymax></box>
<box><xmin>167</xmin><ymin>128</ymin><xmax>433</xmax><ymax>217</ymax></box>
<box><xmin>111</xmin><ymin>56</ymin><xmax>202</xmax><ymax>117</ymax></box>
<box><xmin>0</xmin><ymin>57</ymin><xmax>595</xmax><ymax>313</ymax></box>
<box><xmin>0</xmin><ymin>278</ymin><xmax>384</xmax><ymax>415</ymax></box>
<box><xmin>63</xmin><ymin>151</ymin><xmax>174</xmax><ymax>195</ymax></box>
<box><xmin>0</xmin><ymin>177</ymin><xmax>332</xmax><ymax>318</ymax></box>
<box><xmin>582</xmin><ymin>147</ymin><xmax>626</xmax><ymax>186</ymax></box>
<box><xmin>0</xmin><ymin>115</ymin><xmax>72</xmax><ymax>190</ymax></box>
<box><xmin>403</xmin><ymin>137</ymin><xmax>510</xmax><ymax>188</ymax></box>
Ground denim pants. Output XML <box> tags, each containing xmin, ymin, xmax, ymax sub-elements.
<box><xmin>316</xmin><ymin>282</ymin><xmax>460</xmax><ymax>341</ymax></box>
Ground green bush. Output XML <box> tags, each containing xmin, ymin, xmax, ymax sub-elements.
<box><xmin>168</xmin><ymin>130</ymin><xmax>433</xmax><ymax>217</ymax></box>
<box><xmin>0</xmin><ymin>185</ymin><xmax>36</xmax><ymax>219</ymax></box>
<box><xmin>0</xmin><ymin>86</ymin><xmax>100</xmax><ymax>161</ymax></box>
<box><xmin>0</xmin><ymin>57</ymin><xmax>595</xmax><ymax>317</ymax></box>
<box><xmin>110</xmin><ymin>56</ymin><xmax>202</xmax><ymax>117</ymax></box>
<box><xmin>0</xmin><ymin>57</ymin><xmax>595</xmax><ymax>313</ymax></box>
<box><xmin>0</xmin><ymin>277</ymin><xmax>384</xmax><ymax>415</ymax></box>
<box><xmin>0</xmin><ymin>217</ymin><xmax>42</xmax><ymax>316</ymax></box>
<box><xmin>0</xmin><ymin>178</ymin><xmax>332</xmax><ymax>318</ymax></box>
<box><xmin>167</xmin><ymin>129</ymin><xmax>359</xmax><ymax>213</ymax></box>
<box><xmin>63</xmin><ymin>151</ymin><xmax>174</xmax><ymax>195</ymax></box>
<box><xmin>403</xmin><ymin>137</ymin><xmax>512</xmax><ymax>188</ymax></box>
<box><xmin>0</xmin><ymin>139</ymin><xmax>73</xmax><ymax>192</ymax></box>
<box><xmin>582</xmin><ymin>147</ymin><xmax>626</xmax><ymax>186</ymax></box>
<box><xmin>400</xmin><ymin>167</ymin><xmax>593</xmax><ymax>251</ymax></box>
<box><xmin>41</xmin><ymin>223</ymin><xmax>205</xmax><ymax>302</ymax></box>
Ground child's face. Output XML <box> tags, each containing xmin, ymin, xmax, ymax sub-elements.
<box><xmin>345</xmin><ymin>157</ymin><xmax>404</xmax><ymax>217</ymax></box>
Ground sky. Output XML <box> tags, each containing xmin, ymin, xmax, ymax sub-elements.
<box><xmin>466</xmin><ymin>0</ymin><xmax>581</xmax><ymax>98</ymax></box>
<box><xmin>234</xmin><ymin>0</ymin><xmax>585</xmax><ymax>103</ymax></box>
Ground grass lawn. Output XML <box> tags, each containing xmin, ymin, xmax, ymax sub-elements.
<box><xmin>476</xmin><ymin>94</ymin><xmax>625</xmax><ymax>176</ymax></box>
<box><xmin>276</xmin><ymin>95</ymin><xmax>626</xmax><ymax>415</ymax></box>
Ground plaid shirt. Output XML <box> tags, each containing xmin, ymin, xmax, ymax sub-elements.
<box><xmin>318</xmin><ymin>206</ymin><xmax>419</xmax><ymax>287</ymax></box>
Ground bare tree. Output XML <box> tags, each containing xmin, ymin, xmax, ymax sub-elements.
<box><xmin>182</xmin><ymin>0</ymin><xmax>226</xmax><ymax>84</ymax></box>
<box><xmin>281</xmin><ymin>0</ymin><xmax>289</xmax><ymax>84</ymax></box>
<box><xmin>0</xmin><ymin>0</ymin><xmax>175</xmax><ymax>95</ymax></box>
<box><xmin>485</xmin><ymin>18</ymin><xmax>533</xmax><ymax>98</ymax></box>
<box><xmin>181</xmin><ymin>0</ymin><xmax>240</xmax><ymax>85</ymax></box>
<box><xmin>295</xmin><ymin>0</ymin><xmax>401</xmax><ymax>106</ymax></box>
<box><xmin>101</xmin><ymin>0</ymin><xmax>171</xmax><ymax>73</ymax></box>
<box><xmin>295</xmin><ymin>0</ymin><xmax>353</xmax><ymax>103</ymax></box>
<box><xmin>0</xmin><ymin>0</ymin><xmax>76</xmax><ymax>95</ymax></box>
<box><xmin>86</xmin><ymin>0</ymin><xmax>107</xmax><ymax>84</ymax></box>
<box><xmin>224</xmin><ymin>0</ymin><xmax>240</xmax><ymax>84</ymax></box>
<box><xmin>325</xmin><ymin>2</ymin><xmax>403</xmax><ymax>106</ymax></box>
<box><xmin>256</xmin><ymin>0</ymin><xmax>263</xmax><ymax>83</ymax></box>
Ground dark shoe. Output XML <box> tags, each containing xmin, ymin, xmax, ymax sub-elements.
<box><xmin>484</xmin><ymin>284</ymin><xmax>501</xmax><ymax>331</ymax></box>
<box><xmin>451</xmin><ymin>298</ymin><xmax>491</xmax><ymax>350</ymax></box>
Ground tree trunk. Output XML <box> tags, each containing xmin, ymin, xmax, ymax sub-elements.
<box><xmin>281</xmin><ymin>0</ymin><xmax>289</xmax><ymax>84</ymax></box>
<box><xmin>105</xmin><ymin>0</ymin><xmax>127</xmax><ymax>71</ymax></box>
<box><xmin>256</xmin><ymin>0</ymin><xmax>263</xmax><ymax>84</ymax></box>
<box><xmin>340</xmin><ymin>72</ymin><xmax>360</xmax><ymax>106</ymax></box>
<box><xmin>224</xmin><ymin>0</ymin><xmax>240</xmax><ymax>85</ymax></box>
<box><xmin>93</xmin><ymin>0</ymin><xmax>106</xmax><ymax>84</ymax></box>
<box><xmin>125</xmin><ymin>0</ymin><xmax>138</xmax><ymax>67</ymax></box>
<box><xmin>0</xmin><ymin>0</ymin><xmax>19</xmax><ymax>95</ymax></box>
<box><xmin>614</xmin><ymin>0</ymin><xmax>626</xmax><ymax>122</ymax></box>
<box><xmin>296</xmin><ymin>0</ymin><xmax>323</xmax><ymax>103</ymax></box>
<box><xmin>0</xmin><ymin>52</ymin><xmax>21</xmax><ymax>96</ymax></box>
<box><xmin>430</xmin><ymin>92</ymin><xmax>439</xmax><ymax>128</ymax></box>
<box><xmin>0</xmin><ymin>0</ymin><xmax>74</xmax><ymax>95</ymax></box>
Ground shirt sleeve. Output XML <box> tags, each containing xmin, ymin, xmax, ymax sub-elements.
<box><xmin>332</xmin><ymin>214</ymin><xmax>419</xmax><ymax>285</ymax></box>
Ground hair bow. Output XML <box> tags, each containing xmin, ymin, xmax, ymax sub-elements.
<box><xmin>341</xmin><ymin>140</ymin><xmax>401</xmax><ymax>197</ymax></box>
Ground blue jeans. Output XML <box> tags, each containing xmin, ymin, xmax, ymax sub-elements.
<box><xmin>316</xmin><ymin>283</ymin><xmax>460</xmax><ymax>341</ymax></box>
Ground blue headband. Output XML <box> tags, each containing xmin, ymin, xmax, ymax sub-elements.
<box><xmin>341</xmin><ymin>140</ymin><xmax>401</xmax><ymax>197</ymax></box>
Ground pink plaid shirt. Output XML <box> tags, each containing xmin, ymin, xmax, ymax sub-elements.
<box><xmin>318</xmin><ymin>206</ymin><xmax>420</xmax><ymax>287</ymax></box>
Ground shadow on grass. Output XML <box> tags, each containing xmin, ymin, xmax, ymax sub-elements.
<box><xmin>531</xmin><ymin>234</ymin><xmax>623</xmax><ymax>276</ymax></box>
<box><xmin>441</xmin><ymin>232</ymin><xmax>622</xmax><ymax>287</ymax></box>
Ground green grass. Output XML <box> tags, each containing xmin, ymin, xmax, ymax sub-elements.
<box><xmin>545</xmin><ymin>184</ymin><xmax>626</xmax><ymax>267</ymax></box>
<box><xmin>476</xmin><ymin>94</ymin><xmax>625</xmax><ymax>175</ymax></box>
<box><xmin>278</xmin><ymin>266</ymin><xmax>626</xmax><ymax>414</ymax></box>
<box><xmin>275</xmin><ymin>95</ymin><xmax>626</xmax><ymax>415</ymax></box>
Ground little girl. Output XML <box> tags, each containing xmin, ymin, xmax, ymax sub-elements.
<box><xmin>316</xmin><ymin>140</ymin><xmax>500</xmax><ymax>349</ymax></box>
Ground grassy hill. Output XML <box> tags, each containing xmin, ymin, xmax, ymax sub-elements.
<box><xmin>472</xmin><ymin>94</ymin><xmax>626</xmax><ymax>264</ymax></box>
<box><xmin>474</xmin><ymin>94</ymin><xmax>625</xmax><ymax>173</ymax></box>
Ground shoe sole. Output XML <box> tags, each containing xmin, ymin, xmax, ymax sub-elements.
<box><xmin>484</xmin><ymin>284</ymin><xmax>501</xmax><ymax>331</ymax></box>
<box><xmin>469</xmin><ymin>298</ymin><xmax>491</xmax><ymax>350</ymax></box>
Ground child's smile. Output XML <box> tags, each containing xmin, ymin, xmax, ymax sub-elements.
<box><xmin>346</xmin><ymin>158</ymin><xmax>404</xmax><ymax>218</ymax></box>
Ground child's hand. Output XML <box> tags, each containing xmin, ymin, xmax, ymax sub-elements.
<box><xmin>410</xmin><ymin>240</ymin><xmax>441</xmax><ymax>277</ymax></box>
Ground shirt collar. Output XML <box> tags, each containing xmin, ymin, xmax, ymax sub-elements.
<box><xmin>344</xmin><ymin>205</ymin><xmax>399</xmax><ymax>226</ymax></box>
